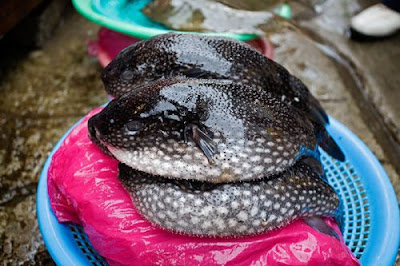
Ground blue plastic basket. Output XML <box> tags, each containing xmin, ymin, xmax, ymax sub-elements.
<box><xmin>37</xmin><ymin>115</ymin><xmax>400</xmax><ymax>265</ymax></box>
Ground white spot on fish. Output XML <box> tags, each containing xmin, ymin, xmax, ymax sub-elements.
<box><xmin>201</xmin><ymin>221</ymin><xmax>212</xmax><ymax>229</ymax></box>
<box><xmin>250</xmin><ymin>207</ymin><xmax>259</xmax><ymax>216</ymax></box>
<box><xmin>264</xmin><ymin>158</ymin><xmax>272</xmax><ymax>164</ymax></box>
<box><xmin>191</xmin><ymin>217</ymin><xmax>200</xmax><ymax>225</ymax></box>
<box><xmin>217</xmin><ymin>206</ymin><xmax>229</xmax><ymax>215</ymax></box>
<box><xmin>252</xmin><ymin>220</ymin><xmax>261</xmax><ymax>227</ymax></box>
<box><xmin>237</xmin><ymin>211</ymin><xmax>248</xmax><ymax>221</ymax></box>
<box><xmin>228</xmin><ymin>219</ymin><xmax>238</xmax><ymax>227</ymax></box>
<box><xmin>242</xmin><ymin>199</ymin><xmax>251</xmax><ymax>207</ymax></box>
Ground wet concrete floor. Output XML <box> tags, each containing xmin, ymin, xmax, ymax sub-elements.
<box><xmin>0</xmin><ymin>11</ymin><xmax>104</xmax><ymax>265</ymax></box>
<box><xmin>0</xmin><ymin>1</ymin><xmax>399</xmax><ymax>264</ymax></box>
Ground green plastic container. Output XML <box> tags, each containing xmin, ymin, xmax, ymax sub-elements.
<box><xmin>72</xmin><ymin>0</ymin><xmax>259</xmax><ymax>40</ymax></box>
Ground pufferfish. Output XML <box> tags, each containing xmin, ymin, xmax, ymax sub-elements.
<box><xmin>118</xmin><ymin>157</ymin><xmax>339</xmax><ymax>237</ymax></box>
<box><xmin>100</xmin><ymin>33</ymin><xmax>344</xmax><ymax>161</ymax></box>
<box><xmin>88</xmin><ymin>78</ymin><xmax>340</xmax><ymax>237</ymax></box>
<box><xmin>89</xmin><ymin>78</ymin><xmax>319</xmax><ymax>183</ymax></box>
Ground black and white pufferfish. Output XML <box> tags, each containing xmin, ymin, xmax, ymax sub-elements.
<box><xmin>101</xmin><ymin>33</ymin><xmax>344</xmax><ymax>161</ymax></box>
<box><xmin>118</xmin><ymin>157</ymin><xmax>339</xmax><ymax>237</ymax></box>
<box><xmin>89</xmin><ymin>78</ymin><xmax>319</xmax><ymax>183</ymax></box>
<box><xmin>88</xmin><ymin>78</ymin><xmax>340</xmax><ymax>237</ymax></box>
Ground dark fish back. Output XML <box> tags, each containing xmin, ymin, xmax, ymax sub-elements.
<box><xmin>102</xmin><ymin>33</ymin><xmax>344</xmax><ymax>161</ymax></box>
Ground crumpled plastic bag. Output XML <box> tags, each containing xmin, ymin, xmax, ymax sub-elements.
<box><xmin>48</xmin><ymin>108</ymin><xmax>360</xmax><ymax>266</ymax></box>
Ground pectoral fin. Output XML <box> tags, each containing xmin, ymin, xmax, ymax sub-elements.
<box><xmin>188</xmin><ymin>124</ymin><xmax>218</xmax><ymax>164</ymax></box>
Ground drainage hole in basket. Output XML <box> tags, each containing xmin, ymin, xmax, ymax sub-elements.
<box><xmin>347</xmin><ymin>182</ymin><xmax>356</xmax><ymax>191</ymax></box>
<box><xmin>356</xmin><ymin>247</ymin><xmax>365</xmax><ymax>256</ymax></box>
<box><xmin>350</xmin><ymin>189</ymin><xmax>357</xmax><ymax>196</ymax></box>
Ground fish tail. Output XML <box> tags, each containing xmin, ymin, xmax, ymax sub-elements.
<box><xmin>308</xmin><ymin>99</ymin><xmax>329</xmax><ymax>126</ymax></box>
<box><xmin>289</xmin><ymin>77</ymin><xmax>345</xmax><ymax>161</ymax></box>
<box><xmin>290</xmin><ymin>76</ymin><xmax>344</xmax><ymax>161</ymax></box>
<box><xmin>304</xmin><ymin>216</ymin><xmax>340</xmax><ymax>240</ymax></box>
<box><xmin>318</xmin><ymin>129</ymin><xmax>345</xmax><ymax>161</ymax></box>
<box><xmin>289</xmin><ymin>75</ymin><xmax>329</xmax><ymax>126</ymax></box>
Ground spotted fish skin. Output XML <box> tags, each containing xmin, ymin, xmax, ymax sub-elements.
<box><xmin>102</xmin><ymin>33</ymin><xmax>326</xmax><ymax>122</ymax></box>
<box><xmin>89</xmin><ymin>78</ymin><xmax>318</xmax><ymax>183</ymax></box>
<box><xmin>118</xmin><ymin>158</ymin><xmax>340</xmax><ymax>237</ymax></box>
<box><xmin>101</xmin><ymin>33</ymin><xmax>344</xmax><ymax>161</ymax></box>
<box><xmin>103</xmin><ymin>34</ymin><xmax>320</xmax><ymax>119</ymax></box>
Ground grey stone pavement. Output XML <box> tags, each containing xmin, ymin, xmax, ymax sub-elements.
<box><xmin>0</xmin><ymin>1</ymin><xmax>399</xmax><ymax>264</ymax></box>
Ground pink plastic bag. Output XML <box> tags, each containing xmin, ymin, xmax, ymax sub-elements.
<box><xmin>48</xmin><ymin>108</ymin><xmax>360</xmax><ymax>266</ymax></box>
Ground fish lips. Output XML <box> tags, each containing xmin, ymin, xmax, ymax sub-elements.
<box><xmin>88</xmin><ymin>115</ymin><xmax>115</xmax><ymax>158</ymax></box>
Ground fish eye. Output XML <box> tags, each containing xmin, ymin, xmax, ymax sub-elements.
<box><xmin>125</xmin><ymin>120</ymin><xmax>144</xmax><ymax>132</ymax></box>
<box><xmin>121</xmin><ymin>69</ymin><xmax>134</xmax><ymax>81</ymax></box>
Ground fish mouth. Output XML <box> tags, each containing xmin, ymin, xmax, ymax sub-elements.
<box><xmin>118</xmin><ymin>160</ymin><xmax>340</xmax><ymax>238</ymax></box>
<box><xmin>87</xmin><ymin>117</ymin><xmax>114</xmax><ymax>157</ymax></box>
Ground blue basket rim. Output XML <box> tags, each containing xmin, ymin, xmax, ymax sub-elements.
<box><xmin>37</xmin><ymin>116</ymin><xmax>93</xmax><ymax>266</ymax></box>
<box><xmin>325</xmin><ymin>118</ymin><xmax>400</xmax><ymax>265</ymax></box>
<box><xmin>37</xmin><ymin>112</ymin><xmax>400</xmax><ymax>265</ymax></box>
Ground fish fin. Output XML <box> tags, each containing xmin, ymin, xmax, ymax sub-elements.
<box><xmin>303</xmin><ymin>90</ymin><xmax>345</xmax><ymax>162</ymax></box>
<box><xmin>304</xmin><ymin>216</ymin><xmax>340</xmax><ymax>241</ymax></box>
<box><xmin>290</xmin><ymin>75</ymin><xmax>329</xmax><ymax>125</ymax></box>
<box><xmin>319</xmin><ymin>130</ymin><xmax>345</xmax><ymax>161</ymax></box>
<box><xmin>191</xmin><ymin>125</ymin><xmax>218</xmax><ymax>164</ymax></box>
<box><xmin>183</xmin><ymin>67</ymin><xmax>211</xmax><ymax>79</ymax></box>
<box><xmin>309</xmin><ymin>103</ymin><xmax>329</xmax><ymax>126</ymax></box>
